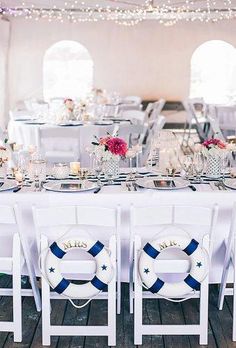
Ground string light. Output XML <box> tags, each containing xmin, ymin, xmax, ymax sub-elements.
<box><xmin>0</xmin><ymin>1</ymin><xmax>236</xmax><ymax>26</ymax></box>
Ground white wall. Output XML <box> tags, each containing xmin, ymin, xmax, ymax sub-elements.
<box><xmin>0</xmin><ymin>19</ymin><xmax>10</xmax><ymax>127</ymax></box>
<box><xmin>6</xmin><ymin>18</ymin><xmax>236</xmax><ymax>110</ymax></box>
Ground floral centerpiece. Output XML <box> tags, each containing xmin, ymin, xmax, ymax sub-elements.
<box><xmin>92</xmin><ymin>134</ymin><xmax>128</xmax><ymax>178</ymax></box>
<box><xmin>197</xmin><ymin>138</ymin><xmax>234</xmax><ymax>178</ymax></box>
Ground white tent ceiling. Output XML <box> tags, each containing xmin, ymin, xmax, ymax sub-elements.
<box><xmin>1</xmin><ymin>0</ymin><xmax>236</xmax><ymax>11</ymax></box>
<box><xmin>1</xmin><ymin>0</ymin><xmax>236</xmax><ymax>25</ymax></box>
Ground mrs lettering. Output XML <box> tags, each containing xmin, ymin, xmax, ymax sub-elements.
<box><xmin>63</xmin><ymin>240</ymin><xmax>87</xmax><ymax>250</ymax></box>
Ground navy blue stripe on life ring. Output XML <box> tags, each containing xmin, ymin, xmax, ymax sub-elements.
<box><xmin>50</xmin><ymin>242</ymin><xmax>66</xmax><ymax>259</ymax></box>
<box><xmin>184</xmin><ymin>274</ymin><xmax>200</xmax><ymax>291</ymax></box>
<box><xmin>148</xmin><ymin>278</ymin><xmax>165</xmax><ymax>293</ymax></box>
<box><xmin>143</xmin><ymin>243</ymin><xmax>160</xmax><ymax>259</ymax></box>
<box><xmin>54</xmin><ymin>278</ymin><xmax>70</xmax><ymax>294</ymax></box>
<box><xmin>183</xmin><ymin>239</ymin><xmax>199</xmax><ymax>256</ymax></box>
<box><xmin>91</xmin><ymin>276</ymin><xmax>106</xmax><ymax>291</ymax></box>
<box><xmin>88</xmin><ymin>241</ymin><xmax>104</xmax><ymax>257</ymax></box>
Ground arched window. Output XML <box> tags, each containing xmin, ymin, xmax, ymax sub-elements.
<box><xmin>43</xmin><ymin>40</ymin><xmax>93</xmax><ymax>101</ymax></box>
<box><xmin>190</xmin><ymin>40</ymin><xmax>236</xmax><ymax>104</ymax></box>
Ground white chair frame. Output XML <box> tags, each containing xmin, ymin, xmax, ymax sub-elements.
<box><xmin>0</xmin><ymin>205</ymin><xmax>41</xmax><ymax>341</ymax></box>
<box><xmin>130</xmin><ymin>204</ymin><xmax>218</xmax><ymax>345</ymax></box>
<box><xmin>218</xmin><ymin>202</ymin><xmax>236</xmax><ymax>340</ymax></box>
<box><xmin>33</xmin><ymin>205</ymin><xmax>121</xmax><ymax>346</ymax></box>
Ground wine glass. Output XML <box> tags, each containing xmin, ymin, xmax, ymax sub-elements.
<box><xmin>193</xmin><ymin>152</ymin><xmax>205</xmax><ymax>182</ymax></box>
<box><xmin>221</xmin><ymin>152</ymin><xmax>230</xmax><ymax>181</ymax></box>
<box><xmin>181</xmin><ymin>155</ymin><xmax>193</xmax><ymax>180</ymax></box>
<box><xmin>94</xmin><ymin>159</ymin><xmax>103</xmax><ymax>186</ymax></box>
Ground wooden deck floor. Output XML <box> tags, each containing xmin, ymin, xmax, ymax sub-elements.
<box><xmin>0</xmin><ymin>275</ymin><xmax>235</xmax><ymax>348</ymax></box>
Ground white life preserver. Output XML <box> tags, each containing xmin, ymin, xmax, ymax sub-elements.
<box><xmin>44</xmin><ymin>238</ymin><xmax>113</xmax><ymax>299</ymax></box>
<box><xmin>138</xmin><ymin>235</ymin><xmax>208</xmax><ymax>298</ymax></box>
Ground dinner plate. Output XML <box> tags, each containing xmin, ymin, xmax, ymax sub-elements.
<box><xmin>94</xmin><ymin>121</ymin><xmax>113</xmax><ymax>126</ymax></box>
<box><xmin>223</xmin><ymin>178</ymin><xmax>236</xmax><ymax>190</ymax></box>
<box><xmin>43</xmin><ymin>180</ymin><xmax>98</xmax><ymax>192</ymax></box>
<box><xmin>136</xmin><ymin>177</ymin><xmax>190</xmax><ymax>190</ymax></box>
<box><xmin>58</xmin><ymin>122</ymin><xmax>84</xmax><ymax>127</ymax></box>
<box><xmin>0</xmin><ymin>180</ymin><xmax>19</xmax><ymax>192</ymax></box>
<box><xmin>25</xmin><ymin>121</ymin><xmax>46</xmax><ymax>125</ymax></box>
<box><xmin>14</xmin><ymin>118</ymin><xmax>34</xmax><ymax>122</ymax></box>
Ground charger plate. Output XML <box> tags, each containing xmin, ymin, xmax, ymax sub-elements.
<box><xmin>43</xmin><ymin>180</ymin><xmax>98</xmax><ymax>192</ymax></box>
<box><xmin>136</xmin><ymin>177</ymin><xmax>190</xmax><ymax>190</ymax></box>
<box><xmin>0</xmin><ymin>180</ymin><xmax>19</xmax><ymax>192</ymax></box>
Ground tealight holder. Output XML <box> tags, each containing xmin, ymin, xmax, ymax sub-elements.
<box><xmin>70</xmin><ymin>162</ymin><xmax>81</xmax><ymax>175</ymax></box>
<box><xmin>53</xmin><ymin>163</ymin><xmax>70</xmax><ymax>179</ymax></box>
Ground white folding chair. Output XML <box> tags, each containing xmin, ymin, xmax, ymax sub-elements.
<box><xmin>0</xmin><ymin>205</ymin><xmax>40</xmax><ymax>342</ymax></box>
<box><xmin>218</xmin><ymin>202</ymin><xmax>236</xmax><ymax>340</ymax></box>
<box><xmin>211</xmin><ymin>105</ymin><xmax>236</xmax><ymax>138</ymax></box>
<box><xmin>33</xmin><ymin>205</ymin><xmax>120</xmax><ymax>346</ymax></box>
<box><xmin>37</xmin><ymin>127</ymin><xmax>80</xmax><ymax>163</ymax></box>
<box><xmin>182</xmin><ymin>98</ymin><xmax>209</xmax><ymax>147</ymax></box>
<box><xmin>207</xmin><ymin>113</ymin><xmax>225</xmax><ymax>140</ymax></box>
<box><xmin>130</xmin><ymin>204</ymin><xmax>218</xmax><ymax>345</ymax></box>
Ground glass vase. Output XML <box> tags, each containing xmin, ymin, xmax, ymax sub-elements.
<box><xmin>103</xmin><ymin>157</ymin><xmax>120</xmax><ymax>183</ymax></box>
<box><xmin>206</xmin><ymin>155</ymin><xmax>221</xmax><ymax>178</ymax></box>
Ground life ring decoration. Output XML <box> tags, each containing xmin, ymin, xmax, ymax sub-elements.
<box><xmin>44</xmin><ymin>238</ymin><xmax>113</xmax><ymax>299</ymax></box>
<box><xmin>138</xmin><ymin>235</ymin><xmax>209</xmax><ymax>298</ymax></box>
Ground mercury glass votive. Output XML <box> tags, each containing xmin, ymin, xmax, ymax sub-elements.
<box><xmin>53</xmin><ymin>163</ymin><xmax>70</xmax><ymax>179</ymax></box>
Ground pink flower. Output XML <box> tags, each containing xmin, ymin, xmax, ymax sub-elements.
<box><xmin>106</xmin><ymin>137</ymin><xmax>128</xmax><ymax>156</ymax></box>
<box><xmin>203</xmin><ymin>138</ymin><xmax>226</xmax><ymax>149</ymax></box>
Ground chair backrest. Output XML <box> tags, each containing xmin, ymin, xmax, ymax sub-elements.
<box><xmin>122</xmin><ymin>96</ymin><xmax>142</xmax><ymax>106</ymax></box>
<box><xmin>120</xmin><ymin>110</ymin><xmax>145</xmax><ymax>124</ymax></box>
<box><xmin>152</xmin><ymin>98</ymin><xmax>166</xmax><ymax>116</ymax></box>
<box><xmin>0</xmin><ymin>206</ymin><xmax>18</xmax><ymax>259</ymax></box>
<box><xmin>130</xmin><ymin>204</ymin><xmax>218</xmax><ymax>260</ymax></box>
<box><xmin>207</xmin><ymin>113</ymin><xmax>225</xmax><ymax>140</ymax></box>
<box><xmin>33</xmin><ymin>205</ymin><xmax>120</xmax><ymax>251</ymax></box>
<box><xmin>213</xmin><ymin>105</ymin><xmax>236</xmax><ymax>132</ymax></box>
<box><xmin>103</xmin><ymin>104</ymin><xmax>119</xmax><ymax>117</ymax></box>
<box><xmin>37</xmin><ymin>126</ymin><xmax>80</xmax><ymax>157</ymax></box>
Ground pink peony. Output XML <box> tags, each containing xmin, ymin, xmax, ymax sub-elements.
<box><xmin>106</xmin><ymin>137</ymin><xmax>128</xmax><ymax>156</ymax></box>
<box><xmin>203</xmin><ymin>138</ymin><xmax>226</xmax><ymax>149</ymax></box>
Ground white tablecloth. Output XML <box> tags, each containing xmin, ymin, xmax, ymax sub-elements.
<box><xmin>8</xmin><ymin>120</ymin><xmax>118</xmax><ymax>166</ymax></box>
<box><xmin>1</xmin><ymin>183</ymin><xmax>234</xmax><ymax>283</ymax></box>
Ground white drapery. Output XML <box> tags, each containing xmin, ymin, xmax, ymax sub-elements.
<box><xmin>0</xmin><ymin>19</ymin><xmax>10</xmax><ymax>129</ymax></box>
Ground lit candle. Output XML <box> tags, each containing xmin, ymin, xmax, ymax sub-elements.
<box><xmin>70</xmin><ymin>162</ymin><xmax>81</xmax><ymax>175</ymax></box>
<box><xmin>15</xmin><ymin>170</ymin><xmax>23</xmax><ymax>183</ymax></box>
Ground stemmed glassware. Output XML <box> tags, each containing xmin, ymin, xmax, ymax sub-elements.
<box><xmin>193</xmin><ymin>152</ymin><xmax>205</xmax><ymax>182</ymax></box>
<box><xmin>221</xmin><ymin>152</ymin><xmax>230</xmax><ymax>181</ymax></box>
<box><xmin>180</xmin><ymin>155</ymin><xmax>193</xmax><ymax>180</ymax></box>
<box><xmin>94</xmin><ymin>159</ymin><xmax>103</xmax><ymax>186</ymax></box>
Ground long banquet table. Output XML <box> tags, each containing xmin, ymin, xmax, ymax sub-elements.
<box><xmin>1</xmin><ymin>182</ymin><xmax>235</xmax><ymax>284</ymax></box>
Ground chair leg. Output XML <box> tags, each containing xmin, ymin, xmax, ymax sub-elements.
<box><xmin>233</xmin><ymin>279</ymin><xmax>236</xmax><ymax>341</ymax></box>
<box><xmin>199</xmin><ymin>278</ymin><xmax>209</xmax><ymax>345</ymax></box>
<box><xmin>218</xmin><ymin>258</ymin><xmax>230</xmax><ymax>310</ymax></box>
<box><xmin>134</xmin><ymin>237</ymin><xmax>142</xmax><ymax>345</ymax></box>
<box><xmin>13</xmin><ymin>235</ymin><xmax>22</xmax><ymax>343</ymax></box>
<box><xmin>108</xmin><ymin>236</ymin><xmax>116</xmax><ymax>346</ymax></box>
<box><xmin>42</xmin><ymin>277</ymin><xmax>51</xmax><ymax>346</ymax></box>
<box><xmin>129</xmin><ymin>283</ymin><xmax>134</xmax><ymax>314</ymax></box>
<box><xmin>41</xmin><ymin>237</ymin><xmax>51</xmax><ymax>346</ymax></box>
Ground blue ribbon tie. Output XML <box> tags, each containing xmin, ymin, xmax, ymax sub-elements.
<box><xmin>54</xmin><ymin>278</ymin><xmax>70</xmax><ymax>294</ymax></box>
<box><xmin>91</xmin><ymin>276</ymin><xmax>106</xmax><ymax>291</ymax></box>
<box><xmin>50</xmin><ymin>242</ymin><xmax>66</xmax><ymax>259</ymax></box>
<box><xmin>183</xmin><ymin>239</ymin><xmax>199</xmax><ymax>256</ymax></box>
<box><xmin>184</xmin><ymin>274</ymin><xmax>200</xmax><ymax>291</ymax></box>
<box><xmin>148</xmin><ymin>278</ymin><xmax>165</xmax><ymax>293</ymax></box>
<box><xmin>143</xmin><ymin>243</ymin><xmax>160</xmax><ymax>259</ymax></box>
<box><xmin>88</xmin><ymin>241</ymin><xmax>104</xmax><ymax>257</ymax></box>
